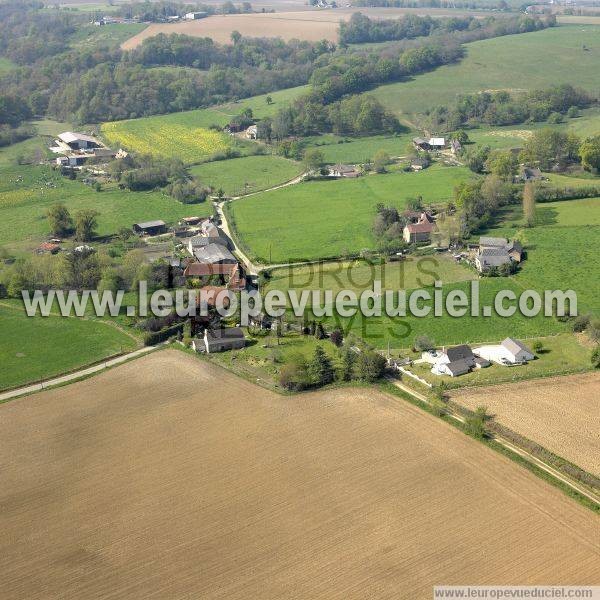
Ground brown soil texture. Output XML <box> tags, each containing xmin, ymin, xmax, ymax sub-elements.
<box><xmin>453</xmin><ymin>372</ymin><xmax>600</xmax><ymax>477</ymax></box>
<box><xmin>1</xmin><ymin>351</ymin><xmax>598</xmax><ymax>599</ymax></box>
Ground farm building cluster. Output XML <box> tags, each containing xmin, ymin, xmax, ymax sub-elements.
<box><xmin>49</xmin><ymin>132</ymin><xmax>122</xmax><ymax>167</ymax></box>
<box><xmin>420</xmin><ymin>338</ymin><xmax>535</xmax><ymax>377</ymax></box>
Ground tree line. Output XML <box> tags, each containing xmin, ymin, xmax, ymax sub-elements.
<box><xmin>427</xmin><ymin>84</ymin><xmax>594</xmax><ymax>130</ymax></box>
<box><xmin>339</xmin><ymin>12</ymin><xmax>553</xmax><ymax>45</ymax></box>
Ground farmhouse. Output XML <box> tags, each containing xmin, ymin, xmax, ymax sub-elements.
<box><xmin>133</xmin><ymin>220</ymin><xmax>167</xmax><ymax>236</ymax></box>
<box><xmin>517</xmin><ymin>166</ymin><xmax>544</xmax><ymax>183</ymax></box>
<box><xmin>475</xmin><ymin>236</ymin><xmax>523</xmax><ymax>272</ymax></box>
<box><xmin>245</xmin><ymin>125</ymin><xmax>258</xmax><ymax>139</ymax></box>
<box><xmin>475</xmin><ymin>247</ymin><xmax>511</xmax><ymax>271</ymax></box>
<box><xmin>428</xmin><ymin>344</ymin><xmax>490</xmax><ymax>377</ymax></box>
<box><xmin>412</xmin><ymin>137</ymin><xmax>446</xmax><ymax>151</ymax></box>
<box><xmin>192</xmin><ymin>327</ymin><xmax>246</xmax><ymax>353</ymax></box>
<box><xmin>57</xmin><ymin>132</ymin><xmax>101</xmax><ymax>151</ymax></box>
<box><xmin>330</xmin><ymin>164</ymin><xmax>361</xmax><ymax>178</ymax></box>
<box><xmin>184</xmin><ymin>261</ymin><xmax>247</xmax><ymax>291</ymax></box>
<box><xmin>187</xmin><ymin>235</ymin><xmax>227</xmax><ymax>255</ymax></box>
<box><xmin>474</xmin><ymin>338</ymin><xmax>535</xmax><ymax>365</ymax></box>
<box><xmin>403</xmin><ymin>213</ymin><xmax>435</xmax><ymax>244</ymax></box>
<box><xmin>194</xmin><ymin>243</ymin><xmax>237</xmax><ymax>265</ymax></box>
<box><xmin>184</xmin><ymin>11</ymin><xmax>207</xmax><ymax>19</ymax></box>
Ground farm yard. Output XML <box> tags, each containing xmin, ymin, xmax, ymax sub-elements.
<box><xmin>190</xmin><ymin>154</ymin><xmax>302</xmax><ymax>197</ymax></box>
<box><xmin>0</xmin><ymin>350</ymin><xmax>598</xmax><ymax>599</ymax></box>
<box><xmin>370</xmin><ymin>25</ymin><xmax>600</xmax><ymax>119</ymax></box>
<box><xmin>452</xmin><ymin>372</ymin><xmax>600</xmax><ymax>476</ymax></box>
<box><xmin>228</xmin><ymin>164</ymin><xmax>471</xmax><ymax>263</ymax></box>
<box><xmin>0</xmin><ymin>303</ymin><xmax>138</xmax><ymax>391</ymax></box>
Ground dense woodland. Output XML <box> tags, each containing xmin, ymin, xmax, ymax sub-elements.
<box><xmin>0</xmin><ymin>2</ymin><xmax>555</xmax><ymax>130</ymax></box>
<box><xmin>427</xmin><ymin>85</ymin><xmax>595</xmax><ymax>130</ymax></box>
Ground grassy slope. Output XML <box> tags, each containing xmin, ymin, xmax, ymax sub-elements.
<box><xmin>0</xmin><ymin>138</ymin><xmax>204</xmax><ymax>254</ymax></box>
<box><xmin>467</xmin><ymin>108</ymin><xmax>600</xmax><ymax>150</ymax></box>
<box><xmin>69</xmin><ymin>23</ymin><xmax>148</xmax><ymax>48</ymax></box>
<box><xmin>304</xmin><ymin>133</ymin><xmax>414</xmax><ymax>164</ymax></box>
<box><xmin>266</xmin><ymin>255</ymin><xmax>476</xmax><ymax>297</ymax></box>
<box><xmin>100</xmin><ymin>85</ymin><xmax>308</xmax><ymax>163</ymax></box>
<box><xmin>190</xmin><ymin>154</ymin><xmax>302</xmax><ymax>196</ymax></box>
<box><xmin>371</xmin><ymin>25</ymin><xmax>600</xmax><ymax>120</ymax></box>
<box><xmin>229</xmin><ymin>164</ymin><xmax>471</xmax><ymax>263</ymax></box>
<box><xmin>0</xmin><ymin>304</ymin><xmax>138</xmax><ymax>391</ymax></box>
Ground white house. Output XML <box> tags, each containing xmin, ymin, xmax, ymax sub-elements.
<box><xmin>473</xmin><ymin>337</ymin><xmax>535</xmax><ymax>365</ymax></box>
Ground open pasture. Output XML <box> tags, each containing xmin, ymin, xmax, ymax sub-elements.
<box><xmin>190</xmin><ymin>154</ymin><xmax>302</xmax><ymax>196</ymax></box>
<box><xmin>453</xmin><ymin>371</ymin><xmax>600</xmax><ymax>476</ymax></box>
<box><xmin>1</xmin><ymin>350</ymin><xmax>598</xmax><ymax>599</ymax></box>
<box><xmin>370</xmin><ymin>25</ymin><xmax>600</xmax><ymax>118</ymax></box>
<box><xmin>265</xmin><ymin>255</ymin><xmax>476</xmax><ymax>298</ymax></box>
<box><xmin>305</xmin><ymin>132</ymin><xmax>414</xmax><ymax>164</ymax></box>
<box><xmin>0</xmin><ymin>303</ymin><xmax>138</xmax><ymax>391</ymax></box>
<box><xmin>228</xmin><ymin>164</ymin><xmax>471</xmax><ymax>262</ymax></box>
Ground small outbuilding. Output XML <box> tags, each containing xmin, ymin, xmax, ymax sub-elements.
<box><xmin>133</xmin><ymin>220</ymin><xmax>167</xmax><ymax>236</ymax></box>
<box><xmin>202</xmin><ymin>327</ymin><xmax>246</xmax><ymax>353</ymax></box>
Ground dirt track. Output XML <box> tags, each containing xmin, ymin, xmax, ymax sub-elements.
<box><xmin>0</xmin><ymin>350</ymin><xmax>598</xmax><ymax>599</ymax></box>
<box><xmin>453</xmin><ymin>372</ymin><xmax>600</xmax><ymax>477</ymax></box>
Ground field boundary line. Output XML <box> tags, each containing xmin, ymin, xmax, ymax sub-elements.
<box><xmin>0</xmin><ymin>346</ymin><xmax>159</xmax><ymax>403</ymax></box>
<box><xmin>386</xmin><ymin>377</ymin><xmax>600</xmax><ymax>509</ymax></box>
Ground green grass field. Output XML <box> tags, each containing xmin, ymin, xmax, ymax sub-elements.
<box><xmin>229</xmin><ymin>164</ymin><xmax>471</xmax><ymax>263</ymax></box>
<box><xmin>371</xmin><ymin>25</ymin><xmax>600</xmax><ymax>120</ymax></box>
<box><xmin>190</xmin><ymin>154</ymin><xmax>302</xmax><ymax>196</ymax></box>
<box><xmin>266</xmin><ymin>255</ymin><xmax>476</xmax><ymax>299</ymax></box>
<box><xmin>69</xmin><ymin>23</ymin><xmax>148</xmax><ymax>48</ymax></box>
<box><xmin>467</xmin><ymin>108</ymin><xmax>600</xmax><ymax>150</ymax></box>
<box><xmin>304</xmin><ymin>133</ymin><xmax>414</xmax><ymax>164</ymax></box>
<box><xmin>0</xmin><ymin>303</ymin><xmax>138</xmax><ymax>391</ymax></box>
<box><xmin>0</xmin><ymin>138</ymin><xmax>206</xmax><ymax>253</ymax></box>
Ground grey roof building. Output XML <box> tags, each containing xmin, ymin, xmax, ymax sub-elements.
<box><xmin>476</xmin><ymin>247</ymin><xmax>511</xmax><ymax>271</ymax></box>
<box><xmin>194</xmin><ymin>243</ymin><xmax>237</xmax><ymax>265</ymax></box>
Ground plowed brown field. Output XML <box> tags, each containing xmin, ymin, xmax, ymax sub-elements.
<box><xmin>121</xmin><ymin>8</ymin><xmax>496</xmax><ymax>48</ymax></box>
<box><xmin>453</xmin><ymin>372</ymin><xmax>600</xmax><ymax>477</ymax></box>
<box><xmin>0</xmin><ymin>351</ymin><xmax>598</xmax><ymax>599</ymax></box>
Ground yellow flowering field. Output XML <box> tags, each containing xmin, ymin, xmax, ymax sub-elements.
<box><xmin>102</xmin><ymin>116</ymin><xmax>231</xmax><ymax>163</ymax></box>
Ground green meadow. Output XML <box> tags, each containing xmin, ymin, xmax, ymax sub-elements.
<box><xmin>265</xmin><ymin>255</ymin><xmax>476</xmax><ymax>299</ymax></box>
<box><xmin>371</xmin><ymin>25</ymin><xmax>600</xmax><ymax>120</ymax></box>
<box><xmin>304</xmin><ymin>133</ymin><xmax>414</xmax><ymax>164</ymax></box>
<box><xmin>0</xmin><ymin>303</ymin><xmax>138</xmax><ymax>392</ymax></box>
<box><xmin>190</xmin><ymin>154</ymin><xmax>302</xmax><ymax>196</ymax></box>
<box><xmin>228</xmin><ymin>164</ymin><xmax>472</xmax><ymax>263</ymax></box>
